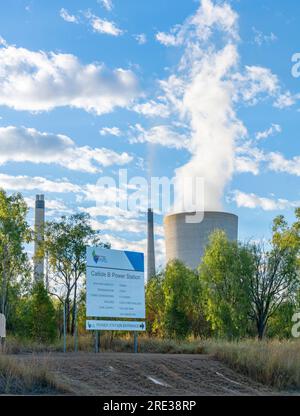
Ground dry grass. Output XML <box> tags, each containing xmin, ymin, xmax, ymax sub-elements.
<box><xmin>138</xmin><ymin>337</ymin><xmax>204</xmax><ymax>354</ymax></box>
<box><xmin>5</xmin><ymin>335</ymin><xmax>300</xmax><ymax>391</ymax></box>
<box><xmin>203</xmin><ymin>339</ymin><xmax>300</xmax><ymax>391</ymax></box>
<box><xmin>0</xmin><ymin>355</ymin><xmax>67</xmax><ymax>395</ymax></box>
<box><xmin>4</xmin><ymin>334</ymin><xmax>204</xmax><ymax>354</ymax></box>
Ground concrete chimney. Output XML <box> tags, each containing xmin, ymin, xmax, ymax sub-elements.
<box><xmin>147</xmin><ymin>208</ymin><xmax>156</xmax><ymax>279</ymax></box>
<box><xmin>34</xmin><ymin>194</ymin><xmax>45</xmax><ymax>282</ymax></box>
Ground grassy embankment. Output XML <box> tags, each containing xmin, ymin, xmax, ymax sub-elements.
<box><xmin>203</xmin><ymin>338</ymin><xmax>300</xmax><ymax>391</ymax></box>
<box><xmin>0</xmin><ymin>355</ymin><xmax>67</xmax><ymax>394</ymax></box>
<box><xmin>3</xmin><ymin>335</ymin><xmax>300</xmax><ymax>392</ymax></box>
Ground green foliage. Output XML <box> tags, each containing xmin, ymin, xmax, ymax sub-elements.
<box><xmin>248</xmin><ymin>209</ymin><xmax>300</xmax><ymax>339</ymax></box>
<box><xmin>0</xmin><ymin>189</ymin><xmax>32</xmax><ymax>323</ymax></box>
<box><xmin>145</xmin><ymin>272</ymin><xmax>165</xmax><ymax>336</ymax></box>
<box><xmin>146</xmin><ymin>261</ymin><xmax>206</xmax><ymax>340</ymax></box>
<box><xmin>26</xmin><ymin>282</ymin><xmax>57</xmax><ymax>343</ymax></box>
<box><xmin>44</xmin><ymin>213</ymin><xmax>110</xmax><ymax>334</ymax></box>
<box><xmin>199</xmin><ymin>231</ymin><xmax>253</xmax><ymax>339</ymax></box>
<box><xmin>267</xmin><ymin>302</ymin><xmax>296</xmax><ymax>339</ymax></box>
<box><xmin>162</xmin><ymin>260</ymin><xmax>199</xmax><ymax>339</ymax></box>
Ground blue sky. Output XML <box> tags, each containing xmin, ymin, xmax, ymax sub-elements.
<box><xmin>0</xmin><ymin>0</ymin><xmax>299</xmax><ymax>268</ymax></box>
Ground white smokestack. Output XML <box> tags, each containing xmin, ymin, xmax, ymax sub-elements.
<box><xmin>34</xmin><ymin>194</ymin><xmax>45</xmax><ymax>282</ymax></box>
<box><xmin>147</xmin><ymin>208</ymin><xmax>156</xmax><ymax>279</ymax></box>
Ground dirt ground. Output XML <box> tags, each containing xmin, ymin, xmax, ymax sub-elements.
<box><xmin>12</xmin><ymin>352</ymin><xmax>277</xmax><ymax>396</ymax></box>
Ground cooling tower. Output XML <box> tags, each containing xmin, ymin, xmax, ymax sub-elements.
<box><xmin>164</xmin><ymin>211</ymin><xmax>238</xmax><ymax>270</ymax></box>
<box><xmin>34</xmin><ymin>194</ymin><xmax>45</xmax><ymax>282</ymax></box>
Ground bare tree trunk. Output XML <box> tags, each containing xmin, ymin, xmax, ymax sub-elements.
<box><xmin>257</xmin><ymin>316</ymin><xmax>266</xmax><ymax>340</ymax></box>
<box><xmin>71</xmin><ymin>284</ymin><xmax>77</xmax><ymax>336</ymax></box>
<box><xmin>65</xmin><ymin>295</ymin><xmax>71</xmax><ymax>334</ymax></box>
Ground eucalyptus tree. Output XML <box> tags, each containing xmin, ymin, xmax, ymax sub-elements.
<box><xmin>199</xmin><ymin>209</ymin><xmax>300</xmax><ymax>340</ymax></box>
<box><xmin>200</xmin><ymin>230</ymin><xmax>254</xmax><ymax>339</ymax></box>
<box><xmin>0</xmin><ymin>190</ymin><xmax>31</xmax><ymax>322</ymax></box>
<box><xmin>248</xmin><ymin>209</ymin><xmax>300</xmax><ymax>339</ymax></box>
<box><xmin>44</xmin><ymin>213</ymin><xmax>109</xmax><ymax>334</ymax></box>
<box><xmin>162</xmin><ymin>260</ymin><xmax>200</xmax><ymax>339</ymax></box>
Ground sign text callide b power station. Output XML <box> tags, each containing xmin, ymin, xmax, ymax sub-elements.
<box><xmin>86</xmin><ymin>247</ymin><xmax>145</xmax><ymax>319</ymax></box>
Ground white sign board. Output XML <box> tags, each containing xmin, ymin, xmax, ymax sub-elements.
<box><xmin>0</xmin><ymin>314</ymin><xmax>6</xmax><ymax>338</ymax></box>
<box><xmin>86</xmin><ymin>320</ymin><xmax>146</xmax><ymax>331</ymax></box>
<box><xmin>86</xmin><ymin>247</ymin><xmax>145</xmax><ymax>319</ymax></box>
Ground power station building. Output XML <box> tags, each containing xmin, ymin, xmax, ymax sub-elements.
<box><xmin>164</xmin><ymin>211</ymin><xmax>238</xmax><ymax>270</ymax></box>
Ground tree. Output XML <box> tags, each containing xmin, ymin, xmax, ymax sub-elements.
<box><xmin>44</xmin><ymin>213</ymin><xmax>109</xmax><ymax>334</ymax></box>
<box><xmin>0</xmin><ymin>190</ymin><xmax>31</xmax><ymax>323</ymax></box>
<box><xmin>247</xmin><ymin>209</ymin><xmax>300</xmax><ymax>339</ymax></box>
<box><xmin>267</xmin><ymin>301</ymin><xmax>297</xmax><ymax>339</ymax></box>
<box><xmin>145</xmin><ymin>272</ymin><xmax>165</xmax><ymax>336</ymax></box>
<box><xmin>162</xmin><ymin>260</ymin><xmax>199</xmax><ymax>339</ymax></box>
<box><xmin>199</xmin><ymin>210</ymin><xmax>300</xmax><ymax>340</ymax></box>
<box><xmin>200</xmin><ymin>231</ymin><xmax>254</xmax><ymax>339</ymax></box>
<box><xmin>27</xmin><ymin>282</ymin><xmax>57</xmax><ymax>343</ymax></box>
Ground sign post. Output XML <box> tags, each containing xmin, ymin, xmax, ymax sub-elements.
<box><xmin>86</xmin><ymin>247</ymin><xmax>146</xmax><ymax>352</ymax></box>
<box><xmin>95</xmin><ymin>330</ymin><xmax>99</xmax><ymax>353</ymax></box>
<box><xmin>0</xmin><ymin>313</ymin><xmax>6</xmax><ymax>352</ymax></box>
<box><xmin>134</xmin><ymin>332</ymin><xmax>138</xmax><ymax>353</ymax></box>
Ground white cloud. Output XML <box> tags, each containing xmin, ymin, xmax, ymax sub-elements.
<box><xmin>99</xmin><ymin>126</ymin><xmax>121</xmax><ymax>136</ymax></box>
<box><xmin>81</xmin><ymin>205</ymin><xmax>140</xmax><ymax>219</ymax></box>
<box><xmin>91</xmin><ymin>217</ymin><xmax>164</xmax><ymax>236</ymax></box>
<box><xmin>267</xmin><ymin>152</ymin><xmax>300</xmax><ymax>176</ymax></box>
<box><xmin>102</xmin><ymin>233</ymin><xmax>147</xmax><ymax>254</ymax></box>
<box><xmin>91</xmin><ymin>217</ymin><xmax>146</xmax><ymax>234</ymax></box>
<box><xmin>24</xmin><ymin>197</ymin><xmax>71</xmax><ymax>213</ymax></box>
<box><xmin>130</xmin><ymin>124</ymin><xmax>190</xmax><ymax>149</ymax></box>
<box><xmin>252</xmin><ymin>27</ymin><xmax>277</xmax><ymax>46</ymax></box>
<box><xmin>235</xmin><ymin>140</ymin><xmax>264</xmax><ymax>177</ymax></box>
<box><xmin>0</xmin><ymin>36</ymin><xmax>8</xmax><ymax>47</ymax></box>
<box><xmin>0</xmin><ymin>126</ymin><xmax>132</xmax><ymax>172</ymax></box>
<box><xmin>231</xmin><ymin>190</ymin><xmax>300</xmax><ymax>211</ymax></box>
<box><xmin>235</xmin><ymin>144</ymin><xmax>300</xmax><ymax>178</ymax></box>
<box><xmin>85</xmin><ymin>11</ymin><xmax>123</xmax><ymax>36</ymax></box>
<box><xmin>156</xmin><ymin>32</ymin><xmax>180</xmax><ymax>47</ymax></box>
<box><xmin>91</xmin><ymin>18</ymin><xmax>122</xmax><ymax>36</ymax></box>
<box><xmin>146</xmin><ymin>0</ymin><xmax>293</xmax><ymax>210</ymax></box>
<box><xmin>133</xmin><ymin>100</ymin><xmax>170</xmax><ymax>118</ymax></box>
<box><xmin>0</xmin><ymin>42</ymin><xmax>138</xmax><ymax>114</ymax></box>
<box><xmin>98</xmin><ymin>0</ymin><xmax>113</xmax><ymax>11</ymax></box>
<box><xmin>274</xmin><ymin>91</ymin><xmax>300</xmax><ymax>109</ymax></box>
<box><xmin>134</xmin><ymin>34</ymin><xmax>147</xmax><ymax>45</ymax></box>
<box><xmin>255</xmin><ymin>123</ymin><xmax>282</xmax><ymax>140</ymax></box>
<box><xmin>156</xmin><ymin>0</ymin><xmax>238</xmax><ymax>47</ymax></box>
<box><xmin>233</xmin><ymin>66</ymin><xmax>279</xmax><ymax>105</ymax></box>
<box><xmin>0</xmin><ymin>174</ymin><xmax>81</xmax><ymax>193</ymax></box>
<box><xmin>152</xmin><ymin>1</ymin><xmax>244</xmax><ymax>210</ymax></box>
<box><xmin>83</xmin><ymin>183</ymin><xmax>128</xmax><ymax>206</ymax></box>
<box><xmin>235</xmin><ymin>156</ymin><xmax>261</xmax><ymax>176</ymax></box>
<box><xmin>60</xmin><ymin>8</ymin><xmax>78</xmax><ymax>23</ymax></box>
<box><xmin>172</xmin><ymin>42</ymin><xmax>247</xmax><ymax>210</ymax></box>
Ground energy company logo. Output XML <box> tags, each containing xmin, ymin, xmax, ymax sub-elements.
<box><xmin>92</xmin><ymin>250</ymin><xmax>107</xmax><ymax>265</ymax></box>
